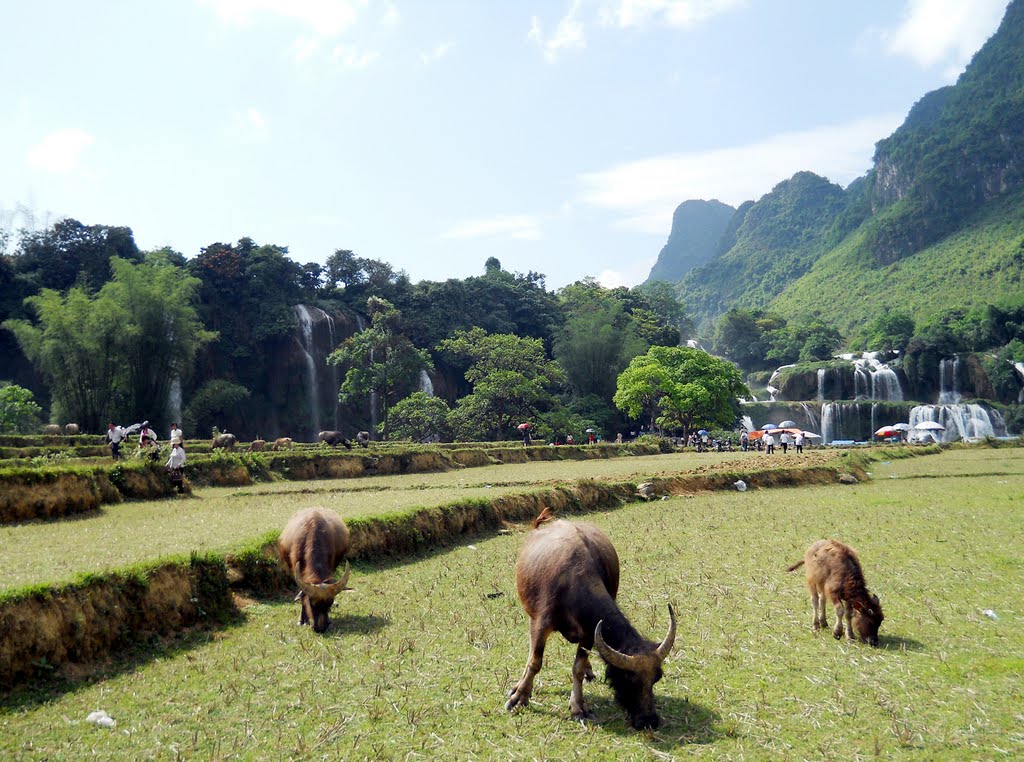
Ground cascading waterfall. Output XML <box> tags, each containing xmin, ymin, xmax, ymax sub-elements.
<box><xmin>325</xmin><ymin>311</ymin><xmax>341</xmax><ymax>430</ymax></box>
<box><xmin>798</xmin><ymin>402</ymin><xmax>819</xmax><ymax>432</ymax></box>
<box><xmin>419</xmin><ymin>369</ymin><xmax>434</xmax><ymax>397</ymax></box>
<box><xmin>167</xmin><ymin>376</ymin><xmax>182</xmax><ymax>425</ymax></box>
<box><xmin>1012</xmin><ymin>360</ymin><xmax>1024</xmax><ymax>403</ymax></box>
<box><xmin>870</xmin><ymin>366</ymin><xmax>903</xmax><ymax>401</ymax></box>
<box><xmin>768</xmin><ymin>364</ymin><xmax>793</xmax><ymax>402</ymax></box>
<box><xmin>816</xmin><ymin>368</ymin><xmax>827</xmax><ymax>402</ymax></box>
<box><xmin>938</xmin><ymin>357</ymin><xmax>962</xmax><ymax>404</ymax></box>
<box><xmin>295</xmin><ymin>305</ymin><xmax>321</xmax><ymax>438</ymax></box>
<box><xmin>853</xmin><ymin>365</ymin><xmax>870</xmax><ymax>399</ymax></box>
<box><xmin>909</xmin><ymin>403</ymin><xmax>1006</xmax><ymax>443</ymax></box>
<box><xmin>741</xmin><ymin>415</ymin><xmax>755</xmax><ymax>433</ymax></box>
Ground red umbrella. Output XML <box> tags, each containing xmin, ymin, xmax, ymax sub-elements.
<box><xmin>517</xmin><ymin>423</ymin><xmax>531</xmax><ymax>430</ymax></box>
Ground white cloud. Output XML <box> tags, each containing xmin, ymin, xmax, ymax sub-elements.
<box><xmin>421</xmin><ymin>42</ymin><xmax>453</xmax><ymax>66</ymax></box>
<box><xmin>442</xmin><ymin>215</ymin><xmax>543</xmax><ymax>241</ymax></box>
<box><xmin>882</xmin><ymin>0</ymin><xmax>1008</xmax><ymax>74</ymax></box>
<box><xmin>199</xmin><ymin>0</ymin><xmax>359</xmax><ymax>37</ymax></box>
<box><xmin>597</xmin><ymin>263</ymin><xmax>653</xmax><ymax>288</ymax></box>
<box><xmin>578</xmin><ymin>115</ymin><xmax>903</xmax><ymax>234</ymax></box>
<box><xmin>599</xmin><ymin>0</ymin><xmax>744</xmax><ymax>29</ymax></box>
<box><xmin>380</xmin><ymin>1</ymin><xmax>400</xmax><ymax>27</ymax></box>
<box><xmin>331</xmin><ymin>44</ymin><xmax>381</xmax><ymax>70</ymax></box>
<box><xmin>27</xmin><ymin>128</ymin><xmax>95</xmax><ymax>173</ymax></box>
<box><xmin>529</xmin><ymin>0</ymin><xmax>586</xmax><ymax>63</ymax></box>
<box><xmin>246</xmin><ymin>108</ymin><xmax>269</xmax><ymax>140</ymax></box>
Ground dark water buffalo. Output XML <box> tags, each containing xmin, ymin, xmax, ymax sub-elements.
<box><xmin>506</xmin><ymin>508</ymin><xmax>677</xmax><ymax>729</ymax></box>
<box><xmin>212</xmin><ymin>433</ymin><xmax>237</xmax><ymax>451</ymax></box>
<box><xmin>64</xmin><ymin>423</ymin><xmax>80</xmax><ymax>435</ymax></box>
<box><xmin>318</xmin><ymin>430</ymin><xmax>352</xmax><ymax>448</ymax></box>
<box><xmin>355</xmin><ymin>431</ymin><xmax>370</xmax><ymax>448</ymax></box>
<box><xmin>788</xmin><ymin>539</ymin><xmax>884</xmax><ymax>646</ymax></box>
<box><xmin>278</xmin><ymin>507</ymin><xmax>350</xmax><ymax>633</ymax></box>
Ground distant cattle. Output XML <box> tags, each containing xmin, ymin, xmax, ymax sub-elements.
<box><xmin>278</xmin><ymin>507</ymin><xmax>350</xmax><ymax>633</ymax></box>
<box><xmin>64</xmin><ymin>423</ymin><xmax>80</xmax><ymax>435</ymax></box>
<box><xmin>788</xmin><ymin>539</ymin><xmax>884</xmax><ymax>646</ymax></box>
<box><xmin>318</xmin><ymin>430</ymin><xmax>352</xmax><ymax>448</ymax></box>
<box><xmin>249</xmin><ymin>438</ymin><xmax>267</xmax><ymax>452</ymax></box>
<box><xmin>355</xmin><ymin>431</ymin><xmax>370</xmax><ymax>448</ymax></box>
<box><xmin>212</xmin><ymin>433</ymin><xmax>237</xmax><ymax>451</ymax></box>
<box><xmin>272</xmin><ymin>437</ymin><xmax>293</xmax><ymax>451</ymax></box>
<box><xmin>506</xmin><ymin>508</ymin><xmax>676</xmax><ymax>729</ymax></box>
<box><xmin>43</xmin><ymin>424</ymin><xmax>61</xmax><ymax>435</ymax></box>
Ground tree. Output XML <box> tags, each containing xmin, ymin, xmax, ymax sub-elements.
<box><xmin>862</xmin><ymin>310</ymin><xmax>916</xmax><ymax>352</ymax></box>
<box><xmin>554</xmin><ymin>299</ymin><xmax>646</xmax><ymax>401</ymax></box>
<box><xmin>438</xmin><ymin>327</ymin><xmax>565</xmax><ymax>441</ymax></box>
<box><xmin>0</xmin><ymin>383</ymin><xmax>42</xmax><ymax>433</ymax></box>
<box><xmin>182</xmin><ymin>380</ymin><xmax>251</xmax><ymax>438</ymax></box>
<box><xmin>387</xmin><ymin>392</ymin><xmax>451</xmax><ymax>441</ymax></box>
<box><xmin>614</xmin><ymin>346</ymin><xmax>748</xmax><ymax>436</ymax></box>
<box><xmin>329</xmin><ymin>297</ymin><xmax>432</xmax><ymax>440</ymax></box>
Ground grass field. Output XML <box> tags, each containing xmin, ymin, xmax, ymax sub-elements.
<box><xmin>0</xmin><ymin>450</ymin><xmax>837</xmax><ymax>593</ymax></box>
<box><xmin>2</xmin><ymin>447</ymin><xmax>1022</xmax><ymax>760</ymax></box>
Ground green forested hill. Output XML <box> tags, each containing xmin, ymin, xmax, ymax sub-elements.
<box><xmin>645</xmin><ymin>199</ymin><xmax>735</xmax><ymax>284</ymax></box>
<box><xmin>662</xmin><ymin>0</ymin><xmax>1024</xmax><ymax>334</ymax></box>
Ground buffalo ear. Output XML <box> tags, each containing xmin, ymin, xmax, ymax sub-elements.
<box><xmin>870</xmin><ymin>593</ymin><xmax>880</xmax><ymax>605</ymax></box>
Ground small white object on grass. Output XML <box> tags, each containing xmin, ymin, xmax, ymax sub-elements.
<box><xmin>467</xmin><ymin>544</ymin><xmax>477</xmax><ymax>550</ymax></box>
<box><xmin>982</xmin><ymin>609</ymin><xmax>998</xmax><ymax>620</ymax></box>
<box><xmin>734</xmin><ymin>480</ymin><xmax>747</xmax><ymax>492</ymax></box>
<box><xmin>86</xmin><ymin>710</ymin><xmax>116</xmax><ymax>728</ymax></box>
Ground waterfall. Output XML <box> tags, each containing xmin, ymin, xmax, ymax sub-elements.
<box><xmin>821</xmin><ymin>402</ymin><xmax>871</xmax><ymax>444</ymax></box>
<box><xmin>798</xmin><ymin>402</ymin><xmax>819</xmax><ymax>432</ymax></box>
<box><xmin>870</xmin><ymin>366</ymin><xmax>904</xmax><ymax>401</ymax></box>
<box><xmin>325</xmin><ymin>311</ymin><xmax>341</xmax><ymax>430</ymax></box>
<box><xmin>167</xmin><ymin>375</ymin><xmax>182</xmax><ymax>425</ymax></box>
<box><xmin>816</xmin><ymin>368</ymin><xmax>826</xmax><ymax>402</ymax></box>
<box><xmin>853</xmin><ymin>365</ymin><xmax>870</xmax><ymax>400</ymax></box>
<box><xmin>909</xmin><ymin>404</ymin><xmax>1007</xmax><ymax>443</ymax></box>
<box><xmin>821</xmin><ymin>402</ymin><xmax>838</xmax><ymax>443</ymax></box>
<box><xmin>768</xmin><ymin>364</ymin><xmax>793</xmax><ymax>403</ymax></box>
<box><xmin>1013</xmin><ymin>360</ymin><xmax>1024</xmax><ymax>403</ymax></box>
<box><xmin>295</xmin><ymin>305</ymin><xmax>321</xmax><ymax>438</ymax></box>
<box><xmin>938</xmin><ymin>357</ymin><xmax>962</xmax><ymax>404</ymax></box>
<box><xmin>419</xmin><ymin>369</ymin><xmax>434</xmax><ymax>397</ymax></box>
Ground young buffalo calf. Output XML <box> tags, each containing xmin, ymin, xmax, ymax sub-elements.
<box><xmin>788</xmin><ymin>539</ymin><xmax>884</xmax><ymax>646</ymax></box>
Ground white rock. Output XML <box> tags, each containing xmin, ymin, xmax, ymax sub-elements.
<box><xmin>86</xmin><ymin>710</ymin><xmax>116</xmax><ymax>728</ymax></box>
<box><xmin>982</xmin><ymin>609</ymin><xmax>998</xmax><ymax>620</ymax></box>
<box><xmin>734</xmin><ymin>480</ymin><xmax>747</xmax><ymax>492</ymax></box>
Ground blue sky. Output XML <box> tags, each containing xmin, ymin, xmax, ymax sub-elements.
<box><xmin>0</xmin><ymin>0</ymin><xmax>1011</xmax><ymax>289</ymax></box>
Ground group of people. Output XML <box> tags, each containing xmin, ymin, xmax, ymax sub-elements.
<box><xmin>106</xmin><ymin>420</ymin><xmax>187</xmax><ymax>493</ymax></box>
<box><xmin>740</xmin><ymin>429</ymin><xmax>806</xmax><ymax>455</ymax></box>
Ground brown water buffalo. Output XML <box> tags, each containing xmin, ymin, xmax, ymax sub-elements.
<box><xmin>278</xmin><ymin>507</ymin><xmax>350</xmax><ymax>633</ymax></box>
<box><xmin>249</xmin><ymin>438</ymin><xmax>267</xmax><ymax>452</ymax></box>
<box><xmin>506</xmin><ymin>508</ymin><xmax>676</xmax><ymax>729</ymax></box>
<box><xmin>788</xmin><ymin>539</ymin><xmax>884</xmax><ymax>646</ymax></box>
<box><xmin>272</xmin><ymin>437</ymin><xmax>293</xmax><ymax>451</ymax></box>
<box><xmin>318</xmin><ymin>430</ymin><xmax>352</xmax><ymax>448</ymax></box>
<box><xmin>64</xmin><ymin>423</ymin><xmax>80</xmax><ymax>435</ymax></box>
<box><xmin>355</xmin><ymin>431</ymin><xmax>370</xmax><ymax>448</ymax></box>
<box><xmin>43</xmin><ymin>424</ymin><xmax>61</xmax><ymax>435</ymax></box>
<box><xmin>212</xmin><ymin>433</ymin><xmax>237</xmax><ymax>451</ymax></box>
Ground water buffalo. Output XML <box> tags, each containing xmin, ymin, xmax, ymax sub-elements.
<box><xmin>788</xmin><ymin>539</ymin><xmax>884</xmax><ymax>646</ymax></box>
<box><xmin>355</xmin><ymin>431</ymin><xmax>370</xmax><ymax>448</ymax></box>
<box><xmin>318</xmin><ymin>430</ymin><xmax>352</xmax><ymax>448</ymax></box>
<box><xmin>64</xmin><ymin>423</ymin><xmax>80</xmax><ymax>435</ymax></box>
<box><xmin>43</xmin><ymin>424</ymin><xmax>61</xmax><ymax>435</ymax></box>
<box><xmin>271</xmin><ymin>437</ymin><xmax>293</xmax><ymax>451</ymax></box>
<box><xmin>249</xmin><ymin>438</ymin><xmax>267</xmax><ymax>452</ymax></box>
<box><xmin>506</xmin><ymin>508</ymin><xmax>677</xmax><ymax>729</ymax></box>
<box><xmin>212</xmin><ymin>433</ymin><xmax>237</xmax><ymax>451</ymax></box>
<box><xmin>278</xmin><ymin>507</ymin><xmax>350</xmax><ymax>633</ymax></box>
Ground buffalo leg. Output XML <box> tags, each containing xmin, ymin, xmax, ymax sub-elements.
<box><xmin>832</xmin><ymin>602</ymin><xmax>845</xmax><ymax>640</ymax></box>
<box><xmin>809</xmin><ymin>587</ymin><xmax>822</xmax><ymax>631</ymax></box>
<box><xmin>844</xmin><ymin>603</ymin><xmax>855</xmax><ymax>640</ymax></box>
<box><xmin>506</xmin><ymin>618</ymin><xmax>550</xmax><ymax>711</ymax></box>
<box><xmin>570</xmin><ymin>647</ymin><xmax>597</xmax><ymax>723</ymax></box>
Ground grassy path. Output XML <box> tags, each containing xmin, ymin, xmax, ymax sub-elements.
<box><xmin>2</xmin><ymin>448</ymin><xmax>1021</xmax><ymax>759</ymax></box>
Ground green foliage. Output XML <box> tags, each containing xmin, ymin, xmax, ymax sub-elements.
<box><xmin>613</xmin><ymin>346</ymin><xmax>748</xmax><ymax>435</ymax></box>
<box><xmin>0</xmin><ymin>384</ymin><xmax>42</xmax><ymax>433</ymax></box>
<box><xmin>330</xmin><ymin>297</ymin><xmax>432</xmax><ymax>440</ymax></box>
<box><xmin>182</xmin><ymin>380</ymin><xmax>251</xmax><ymax>437</ymax></box>
<box><xmin>439</xmin><ymin>327</ymin><xmax>565</xmax><ymax>441</ymax></box>
<box><xmin>860</xmin><ymin>310</ymin><xmax>916</xmax><ymax>352</ymax></box>
<box><xmin>386</xmin><ymin>392</ymin><xmax>451</xmax><ymax>442</ymax></box>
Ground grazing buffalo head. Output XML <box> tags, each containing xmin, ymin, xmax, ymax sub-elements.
<box><xmin>294</xmin><ymin>562</ymin><xmax>350</xmax><ymax>633</ymax></box>
<box><xmin>853</xmin><ymin>593</ymin><xmax>884</xmax><ymax>647</ymax></box>
<box><xmin>595</xmin><ymin>604</ymin><xmax>677</xmax><ymax>730</ymax></box>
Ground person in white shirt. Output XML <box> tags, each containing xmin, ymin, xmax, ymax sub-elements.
<box><xmin>165</xmin><ymin>441</ymin><xmax>187</xmax><ymax>493</ymax></box>
<box><xmin>779</xmin><ymin>431</ymin><xmax>792</xmax><ymax>453</ymax></box>
<box><xmin>795</xmin><ymin>432</ymin><xmax>805</xmax><ymax>453</ymax></box>
<box><xmin>764</xmin><ymin>432</ymin><xmax>776</xmax><ymax>454</ymax></box>
<box><xmin>169</xmin><ymin>423</ymin><xmax>183</xmax><ymax>446</ymax></box>
<box><xmin>106</xmin><ymin>422</ymin><xmax>126</xmax><ymax>460</ymax></box>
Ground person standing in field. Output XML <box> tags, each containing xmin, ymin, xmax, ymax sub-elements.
<box><xmin>169</xmin><ymin>422</ymin><xmax>183</xmax><ymax>446</ymax></box>
<box><xmin>764</xmin><ymin>432</ymin><xmax>775</xmax><ymax>454</ymax></box>
<box><xmin>795</xmin><ymin>431</ymin><xmax>805</xmax><ymax>453</ymax></box>
<box><xmin>780</xmin><ymin>431</ymin><xmax>791</xmax><ymax>454</ymax></box>
<box><xmin>165</xmin><ymin>440</ymin><xmax>187</xmax><ymax>493</ymax></box>
<box><xmin>107</xmin><ymin>422</ymin><xmax>125</xmax><ymax>460</ymax></box>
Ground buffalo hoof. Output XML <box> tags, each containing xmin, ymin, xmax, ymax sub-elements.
<box><xmin>572</xmin><ymin>709</ymin><xmax>598</xmax><ymax>725</ymax></box>
<box><xmin>505</xmin><ymin>689</ymin><xmax>530</xmax><ymax>711</ymax></box>
<box><xmin>584</xmin><ymin>667</ymin><xmax>595</xmax><ymax>683</ymax></box>
<box><xmin>833</xmin><ymin>629</ymin><xmax>843</xmax><ymax>640</ymax></box>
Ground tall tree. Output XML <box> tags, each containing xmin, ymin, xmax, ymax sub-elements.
<box><xmin>329</xmin><ymin>297</ymin><xmax>432</xmax><ymax>440</ymax></box>
<box><xmin>614</xmin><ymin>346</ymin><xmax>748</xmax><ymax>436</ymax></box>
<box><xmin>438</xmin><ymin>327</ymin><xmax>565</xmax><ymax>440</ymax></box>
<box><xmin>13</xmin><ymin>218</ymin><xmax>141</xmax><ymax>293</ymax></box>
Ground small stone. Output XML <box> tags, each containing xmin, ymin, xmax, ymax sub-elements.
<box><xmin>838</xmin><ymin>474</ymin><xmax>858</xmax><ymax>485</ymax></box>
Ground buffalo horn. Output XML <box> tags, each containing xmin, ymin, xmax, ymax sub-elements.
<box><xmin>593</xmin><ymin>620</ymin><xmax>645</xmax><ymax>671</ymax></box>
<box><xmin>293</xmin><ymin>561</ymin><xmax>350</xmax><ymax>602</ymax></box>
<box><xmin>654</xmin><ymin>603</ymin><xmax>677</xmax><ymax>662</ymax></box>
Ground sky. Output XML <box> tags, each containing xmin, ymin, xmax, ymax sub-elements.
<box><xmin>0</xmin><ymin>0</ymin><xmax>1012</xmax><ymax>290</ymax></box>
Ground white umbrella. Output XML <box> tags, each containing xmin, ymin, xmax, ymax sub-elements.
<box><xmin>914</xmin><ymin>421</ymin><xmax>946</xmax><ymax>431</ymax></box>
<box><xmin>778</xmin><ymin>420</ymin><xmax>797</xmax><ymax>428</ymax></box>
<box><xmin>892</xmin><ymin>423</ymin><xmax>912</xmax><ymax>431</ymax></box>
<box><xmin>801</xmin><ymin>431</ymin><xmax>822</xmax><ymax>439</ymax></box>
